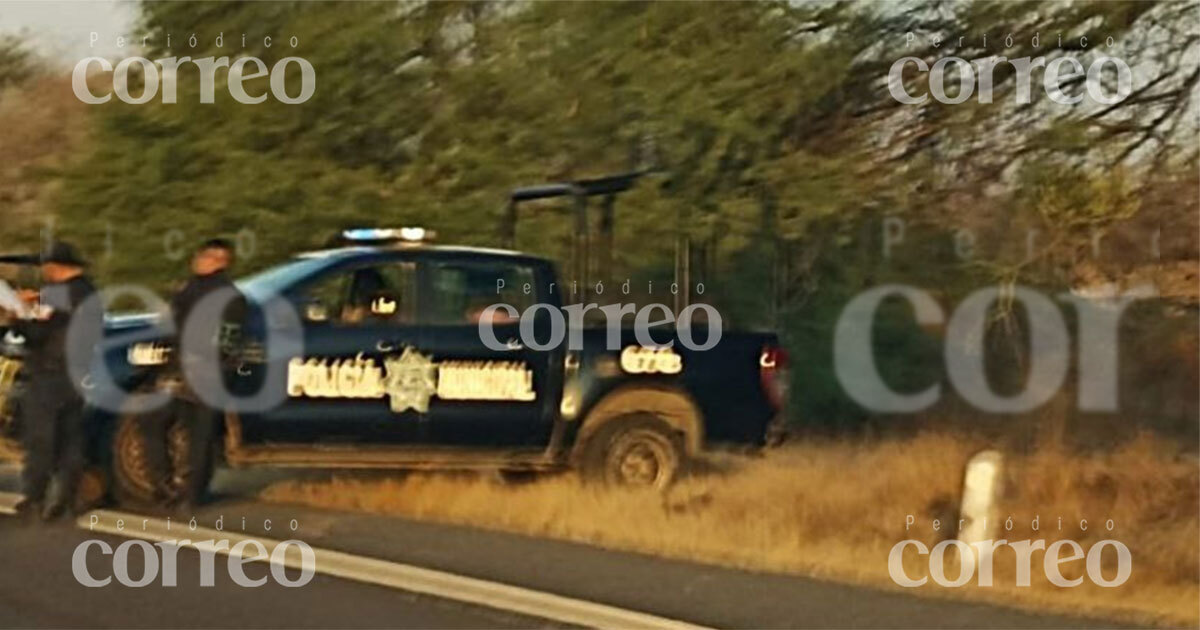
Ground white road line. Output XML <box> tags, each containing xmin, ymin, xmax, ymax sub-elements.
<box><xmin>78</xmin><ymin>508</ymin><xmax>713</xmax><ymax>630</ymax></box>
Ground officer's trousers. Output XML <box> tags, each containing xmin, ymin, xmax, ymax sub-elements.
<box><xmin>21</xmin><ymin>373</ymin><xmax>85</xmax><ymax>508</ymax></box>
<box><xmin>139</xmin><ymin>395</ymin><xmax>216</xmax><ymax>504</ymax></box>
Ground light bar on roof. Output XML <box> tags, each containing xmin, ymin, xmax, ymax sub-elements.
<box><xmin>341</xmin><ymin>227</ymin><xmax>430</xmax><ymax>243</ymax></box>
<box><xmin>399</xmin><ymin>227</ymin><xmax>427</xmax><ymax>241</ymax></box>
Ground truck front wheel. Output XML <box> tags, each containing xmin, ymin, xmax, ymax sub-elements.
<box><xmin>579</xmin><ymin>413</ymin><xmax>681</xmax><ymax>491</ymax></box>
<box><xmin>112</xmin><ymin>412</ymin><xmax>193</xmax><ymax>506</ymax></box>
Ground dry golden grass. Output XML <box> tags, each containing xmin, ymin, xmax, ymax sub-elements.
<box><xmin>261</xmin><ymin>432</ymin><xmax>1199</xmax><ymax>628</ymax></box>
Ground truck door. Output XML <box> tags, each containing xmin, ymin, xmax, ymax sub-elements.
<box><xmin>417</xmin><ymin>258</ymin><xmax>561</xmax><ymax>447</ymax></box>
<box><xmin>240</xmin><ymin>259</ymin><xmax>423</xmax><ymax>444</ymax></box>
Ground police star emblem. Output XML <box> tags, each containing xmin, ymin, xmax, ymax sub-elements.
<box><xmin>382</xmin><ymin>347</ymin><xmax>438</xmax><ymax>413</ymax></box>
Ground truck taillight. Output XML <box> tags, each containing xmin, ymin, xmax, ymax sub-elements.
<box><xmin>759</xmin><ymin>345</ymin><xmax>789</xmax><ymax>411</ymax></box>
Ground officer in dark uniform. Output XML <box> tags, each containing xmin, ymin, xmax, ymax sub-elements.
<box><xmin>141</xmin><ymin>239</ymin><xmax>245</xmax><ymax>508</ymax></box>
<box><xmin>3</xmin><ymin>242</ymin><xmax>102</xmax><ymax>521</ymax></box>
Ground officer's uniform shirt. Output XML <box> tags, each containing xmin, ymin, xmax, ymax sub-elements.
<box><xmin>14</xmin><ymin>275</ymin><xmax>101</xmax><ymax>383</ymax></box>
<box><xmin>166</xmin><ymin>270</ymin><xmax>246</xmax><ymax>403</ymax></box>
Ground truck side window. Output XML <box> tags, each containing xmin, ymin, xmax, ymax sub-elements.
<box><xmin>301</xmin><ymin>262</ymin><xmax>416</xmax><ymax>326</ymax></box>
<box><xmin>425</xmin><ymin>261</ymin><xmax>535</xmax><ymax>325</ymax></box>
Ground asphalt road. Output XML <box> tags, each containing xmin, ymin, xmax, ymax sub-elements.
<box><xmin>0</xmin><ymin>515</ymin><xmax>556</xmax><ymax>629</ymax></box>
<box><xmin>0</xmin><ymin>464</ymin><xmax>1116</xmax><ymax>630</ymax></box>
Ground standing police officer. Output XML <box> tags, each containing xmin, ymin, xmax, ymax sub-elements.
<box><xmin>4</xmin><ymin>242</ymin><xmax>101</xmax><ymax>521</ymax></box>
<box><xmin>141</xmin><ymin>239</ymin><xmax>245</xmax><ymax>509</ymax></box>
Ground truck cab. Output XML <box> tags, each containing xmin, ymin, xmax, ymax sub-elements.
<box><xmin>233</xmin><ymin>241</ymin><xmax>566</xmax><ymax>450</ymax></box>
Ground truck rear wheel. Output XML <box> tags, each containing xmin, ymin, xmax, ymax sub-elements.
<box><xmin>579</xmin><ymin>413</ymin><xmax>681</xmax><ymax>491</ymax></box>
<box><xmin>112</xmin><ymin>412</ymin><xmax>194</xmax><ymax>506</ymax></box>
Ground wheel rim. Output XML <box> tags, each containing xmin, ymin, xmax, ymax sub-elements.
<box><xmin>115</xmin><ymin>418</ymin><xmax>152</xmax><ymax>495</ymax></box>
<box><xmin>608</xmin><ymin>429</ymin><xmax>673</xmax><ymax>489</ymax></box>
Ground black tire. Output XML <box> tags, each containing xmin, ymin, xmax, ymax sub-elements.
<box><xmin>579</xmin><ymin>413</ymin><xmax>682</xmax><ymax>491</ymax></box>
<box><xmin>111</xmin><ymin>412</ymin><xmax>197</xmax><ymax>506</ymax></box>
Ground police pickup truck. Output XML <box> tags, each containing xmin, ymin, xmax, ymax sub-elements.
<box><xmin>3</xmin><ymin>230</ymin><xmax>786</xmax><ymax>505</ymax></box>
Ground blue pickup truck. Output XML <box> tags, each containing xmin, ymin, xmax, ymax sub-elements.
<box><xmin>3</xmin><ymin>232</ymin><xmax>786</xmax><ymax>505</ymax></box>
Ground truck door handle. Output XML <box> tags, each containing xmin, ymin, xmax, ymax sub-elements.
<box><xmin>376</xmin><ymin>340</ymin><xmax>395</xmax><ymax>352</ymax></box>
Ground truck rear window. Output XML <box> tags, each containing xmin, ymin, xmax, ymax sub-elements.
<box><xmin>425</xmin><ymin>261</ymin><xmax>536</xmax><ymax>325</ymax></box>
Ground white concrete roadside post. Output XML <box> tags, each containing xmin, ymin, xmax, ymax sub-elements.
<box><xmin>958</xmin><ymin>449</ymin><xmax>1004</xmax><ymax>545</ymax></box>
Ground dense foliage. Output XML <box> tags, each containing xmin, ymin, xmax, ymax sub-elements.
<box><xmin>1</xmin><ymin>1</ymin><xmax>1195</xmax><ymax>430</ymax></box>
